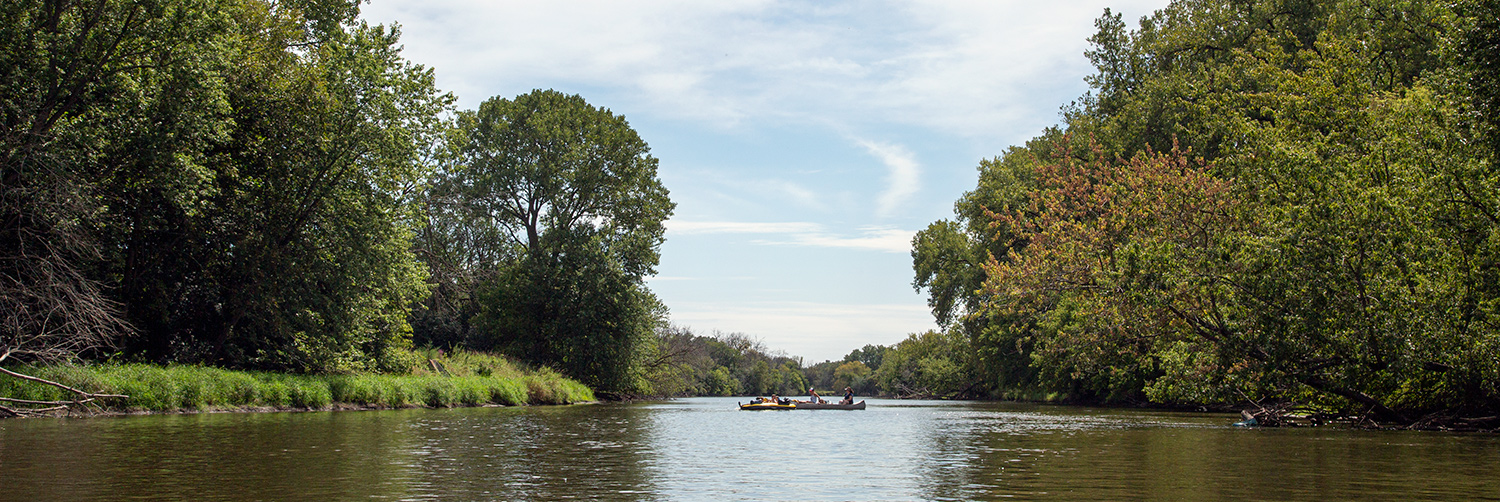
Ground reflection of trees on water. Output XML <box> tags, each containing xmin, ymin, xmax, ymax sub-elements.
<box><xmin>9</xmin><ymin>402</ymin><xmax>1500</xmax><ymax>500</ymax></box>
<box><xmin>911</xmin><ymin>404</ymin><xmax>1266</xmax><ymax>500</ymax></box>
<box><xmin>911</xmin><ymin>404</ymin><xmax>1500</xmax><ymax>501</ymax></box>
<box><xmin>0</xmin><ymin>411</ymin><xmax>421</xmax><ymax>500</ymax></box>
<box><xmin>401</xmin><ymin>405</ymin><xmax>657</xmax><ymax>501</ymax></box>
<box><xmin>0</xmin><ymin>406</ymin><xmax>658</xmax><ymax>501</ymax></box>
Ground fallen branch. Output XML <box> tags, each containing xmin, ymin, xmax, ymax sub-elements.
<box><xmin>0</xmin><ymin>396</ymin><xmax>98</xmax><ymax>406</ymax></box>
<box><xmin>0</xmin><ymin>351</ymin><xmax>128</xmax><ymax>417</ymax></box>
<box><xmin>894</xmin><ymin>383</ymin><xmax>935</xmax><ymax>399</ymax></box>
<box><xmin>0</xmin><ymin>366</ymin><xmax>127</xmax><ymax>400</ymax></box>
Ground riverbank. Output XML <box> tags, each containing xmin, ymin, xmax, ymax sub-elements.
<box><xmin>0</xmin><ymin>352</ymin><xmax>595</xmax><ymax>417</ymax></box>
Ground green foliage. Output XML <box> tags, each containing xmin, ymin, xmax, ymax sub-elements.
<box><xmin>0</xmin><ymin>0</ymin><xmax>195</xmax><ymax>361</ymax></box>
<box><xmin>432</xmin><ymin>89</ymin><xmax>674</xmax><ymax>394</ymax></box>
<box><xmin>841</xmin><ymin>344</ymin><xmax>889</xmax><ymax>372</ymax></box>
<box><xmin>832</xmin><ymin>361</ymin><xmax>875</xmax><ymax>395</ymax></box>
<box><xmin>628</xmin><ymin>326</ymin><xmax>813</xmax><ymax>398</ymax></box>
<box><xmin>478</xmin><ymin>244</ymin><xmax>662</xmax><ymax>394</ymax></box>
<box><xmin>874</xmin><ymin>331</ymin><xmax>971</xmax><ymax>398</ymax></box>
<box><xmin>0</xmin><ymin>355</ymin><xmax>592</xmax><ymax>412</ymax></box>
<box><xmin>916</xmin><ymin>0</ymin><xmax>1500</xmax><ymax>421</ymax></box>
<box><xmin>1</xmin><ymin>0</ymin><xmax>452</xmax><ymax>372</ymax></box>
<box><xmin>704</xmin><ymin>366</ymin><xmax>740</xmax><ymax>396</ymax></box>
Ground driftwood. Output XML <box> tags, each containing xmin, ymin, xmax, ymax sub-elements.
<box><xmin>1236</xmin><ymin>392</ymin><xmax>1325</xmax><ymax>427</ymax></box>
<box><xmin>893</xmin><ymin>383</ymin><xmax>933</xmax><ymax>399</ymax></box>
<box><xmin>0</xmin><ymin>350</ymin><xmax>127</xmax><ymax>417</ymax></box>
<box><xmin>1404</xmin><ymin>412</ymin><xmax>1500</xmax><ymax>432</ymax></box>
<box><xmin>891</xmin><ymin>381</ymin><xmax>984</xmax><ymax>400</ymax></box>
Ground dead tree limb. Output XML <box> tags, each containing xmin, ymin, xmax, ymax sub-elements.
<box><xmin>0</xmin><ymin>364</ymin><xmax>127</xmax><ymax>399</ymax></box>
<box><xmin>0</xmin><ymin>396</ymin><xmax>98</xmax><ymax>405</ymax></box>
<box><xmin>0</xmin><ymin>350</ymin><xmax>128</xmax><ymax>417</ymax></box>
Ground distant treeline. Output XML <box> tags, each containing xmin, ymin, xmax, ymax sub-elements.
<box><xmin>906</xmin><ymin>0</ymin><xmax>1500</xmax><ymax>425</ymax></box>
<box><xmin>1</xmin><ymin>0</ymin><xmax>671</xmax><ymax>399</ymax></box>
<box><xmin>642</xmin><ymin>326</ymin><xmax>970</xmax><ymax>400</ymax></box>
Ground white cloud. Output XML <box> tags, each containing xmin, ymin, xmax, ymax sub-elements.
<box><xmin>755</xmin><ymin>180</ymin><xmax>827</xmax><ymax>212</ymax></box>
<box><xmin>667</xmin><ymin>221</ymin><xmax>914</xmax><ymax>253</ymax></box>
<box><xmin>858</xmin><ymin>140</ymin><xmax>921</xmax><ymax>218</ymax></box>
<box><xmin>771</xmin><ymin>227</ymin><xmax>915</xmax><ymax>253</ymax></box>
<box><xmin>666</xmin><ymin>220</ymin><xmax>822</xmax><ymax>235</ymax></box>
<box><xmin>362</xmin><ymin>0</ymin><xmax>1170</xmax><ymax>137</ymax></box>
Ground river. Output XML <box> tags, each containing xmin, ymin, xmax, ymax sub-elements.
<box><xmin>2</xmin><ymin>397</ymin><xmax>1497</xmax><ymax>501</ymax></box>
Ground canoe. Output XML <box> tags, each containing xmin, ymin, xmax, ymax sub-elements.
<box><xmin>737</xmin><ymin>400</ymin><xmax>866</xmax><ymax>411</ymax></box>
<box><xmin>792</xmin><ymin>400</ymin><xmax>866</xmax><ymax>410</ymax></box>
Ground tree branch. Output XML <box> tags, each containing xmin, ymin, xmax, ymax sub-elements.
<box><xmin>0</xmin><ymin>365</ymin><xmax>127</xmax><ymax>400</ymax></box>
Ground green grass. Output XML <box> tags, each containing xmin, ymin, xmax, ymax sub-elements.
<box><xmin>0</xmin><ymin>352</ymin><xmax>595</xmax><ymax>413</ymax></box>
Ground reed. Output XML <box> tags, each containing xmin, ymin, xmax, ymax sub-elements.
<box><xmin>0</xmin><ymin>354</ymin><xmax>595</xmax><ymax>414</ymax></box>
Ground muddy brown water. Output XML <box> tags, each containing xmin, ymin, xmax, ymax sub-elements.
<box><xmin>2</xmin><ymin>397</ymin><xmax>1498</xmax><ymax>500</ymax></box>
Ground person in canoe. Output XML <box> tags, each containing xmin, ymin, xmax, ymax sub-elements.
<box><xmin>840</xmin><ymin>386</ymin><xmax>854</xmax><ymax>405</ymax></box>
<box><xmin>805</xmin><ymin>387</ymin><xmax>823</xmax><ymax>404</ymax></box>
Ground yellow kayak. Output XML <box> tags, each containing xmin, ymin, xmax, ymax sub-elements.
<box><xmin>738</xmin><ymin>401</ymin><xmax>796</xmax><ymax>410</ymax></box>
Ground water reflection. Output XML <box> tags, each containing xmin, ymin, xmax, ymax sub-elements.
<box><xmin>395</xmin><ymin>405</ymin><xmax>657</xmax><ymax>500</ymax></box>
<box><xmin>3</xmin><ymin>398</ymin><xmax>1500</xmax><ymax>501</ymax></box>
<box><xmin>0</xmin><ymin>411</ymin><xmax>422</xmax><ymax>500</ymax></box>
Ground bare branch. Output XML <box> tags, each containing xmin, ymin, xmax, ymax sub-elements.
<box><xmin>0</xmin><ymin>365</ymin><xmax>128</xmax><ymax>400</ymax></box>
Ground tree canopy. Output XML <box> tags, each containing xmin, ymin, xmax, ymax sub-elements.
<box><xmin>2</xmin><ymin>0</ymin><xmax>451</xmax><ymax>373</ymax></box>
<box><xmin>912</xmin><ymin>0</ymin><xmax>1500</xmax><ymax>424</ymax></box>
<box><xmin>424</xmin><ymin>90</ymin><xmax>674</xmax><ymax>393</ymax></box>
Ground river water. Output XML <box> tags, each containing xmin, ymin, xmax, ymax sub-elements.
<box><xmin>2</xmin><ymin>397</ymin><xmax>1497</xmax><ymax>501</ymax></box>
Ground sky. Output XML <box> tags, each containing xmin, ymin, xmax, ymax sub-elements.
<box><xmin>359</xmin><ymin>0</ymin><xmax>1171</xmax><ymax>363</ymax></box>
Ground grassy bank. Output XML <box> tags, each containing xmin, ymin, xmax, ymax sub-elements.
<box><xmin>0</xmin><ymin>351</ymin><xmax>594</xmax><ymax>414</ymax></box>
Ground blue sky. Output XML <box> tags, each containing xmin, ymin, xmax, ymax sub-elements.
<box><xmin>360</xmin><ymin>0</ymin><xmax>1170</xmax><ymax>363</ymax></box>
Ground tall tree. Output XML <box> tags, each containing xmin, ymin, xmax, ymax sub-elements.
<box><xmin>104</xmin><ymin>1</ymin><xmax>450</xmax><ymax>373</ymax></box>
<box><xmin>0</xmin><ymin>0</ymin><xmax>230</xmax><ymax>364</ymax></box>
<box><xmin>446</xmin><ymin>89</ymin><xmax>674</xmax><ymax>393</ymax></box>
<box><xmin>0</xmin><ymin>0</ymin><xmax>453</xmax><ymax>373</ymax></box>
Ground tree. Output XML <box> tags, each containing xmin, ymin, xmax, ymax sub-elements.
<box><xmin>874</xmin><ymin>330</ymin><xmax>972</xmax><ymax>398</ymax></box>
<box><xmin>980</xmin><ymin>137</ymin><xmax>1240</xmax><ymax>403</ymax></box>
<box><xmin>841</xmin><ymin>344</ymin><xmax>888</xmax><ymax>371</ymax></box>
<box><xmin>94</xmin><ymin>0</ymin><xmax>450</xmax><ymax>373</ymax></box>
<box><xmin>937</xmin><ymin>0</ymin><xmax>1500</xmax><ymax>423</ymax></box>
<box><xmin>832</xmin><ymin>361</ymin><xmax>874</xmax><ymax>395</ymax></box>
<box><xmin>450</xmin><ymin>89</ymin><xmax>674</xmax><ymax>393</ymax></box>
<box><xmin>641</xmin><ymin>324</ymin><xmax>719</xmax><ymax>397</ymax></box>
<box><xmin>0</xmin><ymin>0</ymin><xmax>452</xmax><ymax>376</ymax></box>
<box><xmin>0</xmin><ymin>0</ymin><xmax>184</xmax><ymax>370</ymax></box>
<box><xmin>1</xmin><ymin>0</ymin><xmax>451</xmax><ymax>411</ymax></box>
<box><xmin>911</xmin><ymin>134</ymin><xmax>1072</xmax><ymax>398</ymax></box>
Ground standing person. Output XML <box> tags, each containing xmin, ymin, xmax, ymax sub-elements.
<box><xmin>842</xmin><ymin>386</ymin><xmax>854</xmax><ymax>405</ymax></box>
